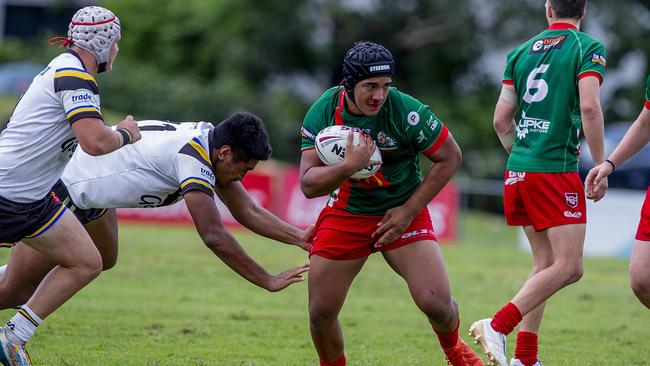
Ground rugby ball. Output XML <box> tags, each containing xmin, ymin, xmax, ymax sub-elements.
<box><xmin>315</xmin><ymin>125</ymin><xmax>382</xmax><ymax>179</ymax></box>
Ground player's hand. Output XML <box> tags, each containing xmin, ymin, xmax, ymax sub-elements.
<box><xmin>342</xmin><ymin>132</ymin><xmax>379</xmax><ymax>174</ymax></box>
<box><xmin>585</xmin><ymin>162</ymin><xmax>612</xmax><ymax>202</ymax></box>
<box><xmin>265</xmin><ymin>263</ymin><xmax>309</xmax><ymax>292</ymax></box>
<box><xmin>296</xmin><ymin>224</ymin><xmax>314</xmax><ymax>252</ymax></box>
<box><xmin>116</xmin><ymin>115</ymin><xmax>141</xmax><ymax>144</ymax></box>
<box><xmin>371</xmin><ymin>205</ymin><xmax>417</xmax><ymax>248</ymax></box>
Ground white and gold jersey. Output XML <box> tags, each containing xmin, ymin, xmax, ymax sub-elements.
<box><xmin>0</xmin><ymin>50</ymin><xmax>102</xmax><ymax>202</ymax></box>
<box><xmin>62</xmin><ymin>120</ymin><xmax>216</xmax><ymax>209</ymax></box>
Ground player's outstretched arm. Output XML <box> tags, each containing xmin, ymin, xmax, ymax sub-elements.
<box><xmin>372</xmin><ymin>134</ymin><xmax>462</xmax><ymax>246</ymax></box>
<box><xmin>493</xmin><ymin>84</ymin><xmax>518</xmax><ymax>153</ymax></box>
<box><xmin>300</xmin><ymin>132</ymin><xmax>377</xmax><ymax>198</ymax></box>
<box><xmin>184</xmin><ymin>190</ymin><xmax>309</xmax><ymax>292</ymax></box>
<box><xmin>579</xmin><ymin>76</ymin><xmax>607</xmax><ymax>201</ymax></box>
<box><xmin>215</xmin><ymin>182</ymin><xmax>312</xmax><ymax>251</ymax></box>
<box><xmin>72</xmin><ymin>115</ymin><xmax>141</xmax><ymax>155</ymax></box>
<box><xmin>586</xmin><ymin>108</ymin><xmax>650</xmax><ymax>196</ymax></box>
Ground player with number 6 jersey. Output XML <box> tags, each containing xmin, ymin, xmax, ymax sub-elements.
<box><xmin>470</xmin><ymin>2</ymin><xmax>607</xmax><ymax>366</ymax></box>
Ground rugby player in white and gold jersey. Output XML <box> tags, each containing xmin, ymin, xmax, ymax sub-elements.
<box><xmin>0</xmin><ymin>113</ymin><xmax>310</xmax><ymax>315</ymax></box>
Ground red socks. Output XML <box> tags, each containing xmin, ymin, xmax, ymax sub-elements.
<box><xmin>434</xmin><ymin>318</ymin><xmax>461</xmax><ymax>349</ymax></box>
<box><xmin>515</xmin><ymin>331</ymin><xmax>539</xmax><ymax>366</ymax></box>
<box><xmin>320</xmin><ymin>354</ymin><xmax>346</xmax><ymax>366</ymax></box>
<box><xmin>490</xmin><ymin>302</ymin><xmax>522</xmax><ymax>335</ymax></box>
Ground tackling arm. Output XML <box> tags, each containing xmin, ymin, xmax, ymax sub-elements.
<box><xmin>184</xmin><ymin>190</ymin><xmax>308</xmax><ymax>292</ymax></box>
<box><xmin>215</xmin><ymin>182</ymin><xmax>311</xmax><ymax>250</ymax></box>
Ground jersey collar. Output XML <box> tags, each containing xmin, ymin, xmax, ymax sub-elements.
<box><xmin>64</xmin><ymin>49</ymin><xmax>88</xmax><ymax>71</ymax></box>
<box><xmin>548</xmin><ymin>22</ymin><xmax>578</xmax><ymax>30</ymax></box>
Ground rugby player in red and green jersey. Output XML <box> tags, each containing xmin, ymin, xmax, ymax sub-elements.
<box><xmin>586</xmin><ymin>74</ymin><xmax>650</xmax><ymax>309</ymax></box>
<box><xmin>299</xmin><ymin>42</ymin><xmax>482</xmax><ymax>366</ymax></box>
<box><xmin>469</xmin><ymin>1</ymin><xmax>607</xmax><ymax>366</ymax></box>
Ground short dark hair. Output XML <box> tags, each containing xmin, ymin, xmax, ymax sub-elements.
<box><xmin>211</xmin><ymin>112</ymin><xmax>272</xmax><ymax>162</ymax></box>
<box><xmin>549</xmin><ymin>0</ymin><xmax>587</xmax><ymax>19</ymax></box>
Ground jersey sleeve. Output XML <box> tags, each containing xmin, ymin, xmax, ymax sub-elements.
<box><xmin>503</xmin><ymin>48</ymin><xmax>518</xmax><ymax>85</ymax></box>
<box><xmin>396</xmin><ymin>91</ymin><xmax>449</xmax><ymax>157</ymax></box>
<box><xmin>53</xmin><ymin>67</ymin><xmax>103</xmax><ymax>124</ymax></box>
<box><xmin>301</xmin><ymin>89</ymin><xmax>336</xmax><ymax>151</ymax></box>
<box><xmin>176</xmin><ymin>137</ymin><xmax>216</xmax><ymax>197</ymax></box>
<box><xmin>578</xmin><ymin>40</ymin><xmax>606</xmax><ymax>85</ymax></box>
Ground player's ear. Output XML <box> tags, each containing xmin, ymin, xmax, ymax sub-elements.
<box><xmin>216</xmin><ymin>145</ymin><xmax>233</xmax><ymax>161</ymax></box>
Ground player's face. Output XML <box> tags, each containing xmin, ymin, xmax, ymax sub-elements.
<box><xmin>214</xmin><ymin>151</ymin><xmax>258</xmax><ymax>187</ymax></box>
<box><xmin>352</xmin><ymin>76</ymin><xmax>392</xmax><ymax>116</ymax></box>
<box><xmin>105</xmin><ymin>33</ymin><xmax>121</xmax><ymax>72</ymax></box>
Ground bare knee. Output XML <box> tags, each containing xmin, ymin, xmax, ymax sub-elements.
<box><xmin>630</xmin><ymin>275</ymin><xmax>650</xmax><ymax>299</ymax></box>
<box><xmin>63</xmin><ymin>251</ymin><xmax>103</xmax><ymax>283</ymax></box>
<box><xmin>557</xmin><ymin>261</ymin><xmax>583</xmax><ymax>285</ymax></box>
<box><xmin>415</xmin><ymin>291</ymin><xmax>456</xmax><ymax>324</ymax></box>
<box><xmin>309</xmin><ymin>302</ymin><xmax>340</xmax><ymax>330</ymax></box>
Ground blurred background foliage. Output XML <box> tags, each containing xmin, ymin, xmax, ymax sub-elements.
<box><xmin>0</xmin><ymin>0</ymin><xmax>648</xmax><ymax>175</ymax></box>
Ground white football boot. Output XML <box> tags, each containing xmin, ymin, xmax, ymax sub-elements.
<box><xmin>469</xmin><ymin>318</ymin><xmax>507</xmax><ymax>366</ymax></box>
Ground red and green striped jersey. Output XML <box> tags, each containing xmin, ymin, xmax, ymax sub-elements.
<box><xmin>301</xmin><ymin>86</ymin><xmax>448</xmax><ymax>216</ymax></box>
<box><xmin>504</xmin><ymin>22</ymin><xmax>606</xmax><ymax>173</ymax></box>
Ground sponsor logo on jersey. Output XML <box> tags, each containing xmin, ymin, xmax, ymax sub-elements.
<box><xmin>565</xmin><ymin>192</ymin><xmax>579</xmax><ymax>208</ymax></box>
<box><xmin>529</xmin><ymin>35</ymin><xmax>567</xmax><ymax>54</ymax></box>
<box><xmin>505</xmin><ymin>171</ymin><xmax>526</xmax><ymax>185</ymax></box>
<box><xmin>369</xmin><ymin>64</ymin><xmax>391</xmax><ymax>73</ymax></box>
<box><xmin>516</xmin><ymin>112</ymin><xmax>550</xmax><ymax>139</ymax></box>
<box><xmin>300</xmin><ymin>126</ymin><xmax>316</xmax><ymax>140</ymax></box>
<box><xmin>426</xmin><ymin>115</ymin><xmax>439</xmax><ymax>131</ymax></box>
<box><xmin>417</xmin><ymin>130</ymin><xmax>426</xmax><ymax>144</ymax></box>
<box><xmin>377</xmin><ymin>131</ymin><xmax>398</xmax><ymax>151</ymax></box>
<box><xmin>69</xmin><ymin>90</ymin><xmax>98</xmax><ymax>107</ymax></box>
<box><xmin>407</xmin><ymin>111</ymin><xmax>420</xmax><ymax>126</ymax></box>
<box><xmin>591</xmin><ymin>53</ymin><xmax>606</xmax><ymax>67</ymax></box>
<box><xmin>201</xmin><ymin>167</ymin><xmax>215</xmax><ymax>180</ymax></box>
<box><xmin>564</xmin><ymin>211</ymin><xmax>582</xmax><ymax>218</ymax></box>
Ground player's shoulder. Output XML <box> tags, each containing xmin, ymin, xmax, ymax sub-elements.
<box><xmin>311</xmin><ymin>86</ymin><xmax>341</xmax><ymax>110</ymax></box>
<box><xmin>386</xmin><ymin>87</ymin><xmax>429</xmax><ymax>115</ymax></box>
<box><xmin>51</xmin><ymin>52</ymin><xmax>90</xmax><ymax>76</ymax></box>
<box><xmin>646</xmin><ymin>73</ymin><xmax>650</xmax><ymax>88</ymax></box>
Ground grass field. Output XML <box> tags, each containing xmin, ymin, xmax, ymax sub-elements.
<box><xmin>0</xmin><ymin>212</ymin><xmax>647</xmax><ymax>365</ymax></box>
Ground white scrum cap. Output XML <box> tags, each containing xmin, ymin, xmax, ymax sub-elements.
<box><xmin>68</xmin><ymin>6</ymin><xmax>121</xmax><ymax>71</ymax></box>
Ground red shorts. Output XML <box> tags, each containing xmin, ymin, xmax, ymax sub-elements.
<box><xmin>503</xmin><ymin>171</ymin><xmax>586</xmax><ymax>231</ymax></box>
<box><xmin>636</xmin><ymin>186</ymin><xmax>650</xmax><ymax>241</ymax></box>
<box><xmin>309</xmin><ymin>206</ymin><xmax>437</xmax><ymax>260</ymax></box>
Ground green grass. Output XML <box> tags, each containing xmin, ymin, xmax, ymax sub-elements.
<box><xmin>0</xmin><ymin>212</ymin><xmax>647</xmax><ymax>365</ymax></box>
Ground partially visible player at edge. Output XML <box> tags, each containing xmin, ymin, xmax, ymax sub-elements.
<box><xmin>586</xmin><ymin>74</ymin><xmax>650</xmax><ymax>309</ymax></box>
<box><xmin>0</xmin><ymin>6</ymin><xmax>141</xmax><ymax>366</ymax></box>
<box><xmin>0</xmin><ymin>113</ymin><xmax>310</xmax><ymax>311</ymax></box>
<box><xmin>469</xmin><ymin>1</ymin><xmax>606</xmax><ymax>366</ymax></box>
<box><xmin>300</xmin><ymin>42</ymin><xmax>483</xmax><ymax>366</ymax></box>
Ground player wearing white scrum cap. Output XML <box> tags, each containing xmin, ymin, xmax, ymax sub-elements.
<box><xmin>0</xmin><ymin>6</ymin><xmax>138</xmax><ymax>366</ymax></box>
